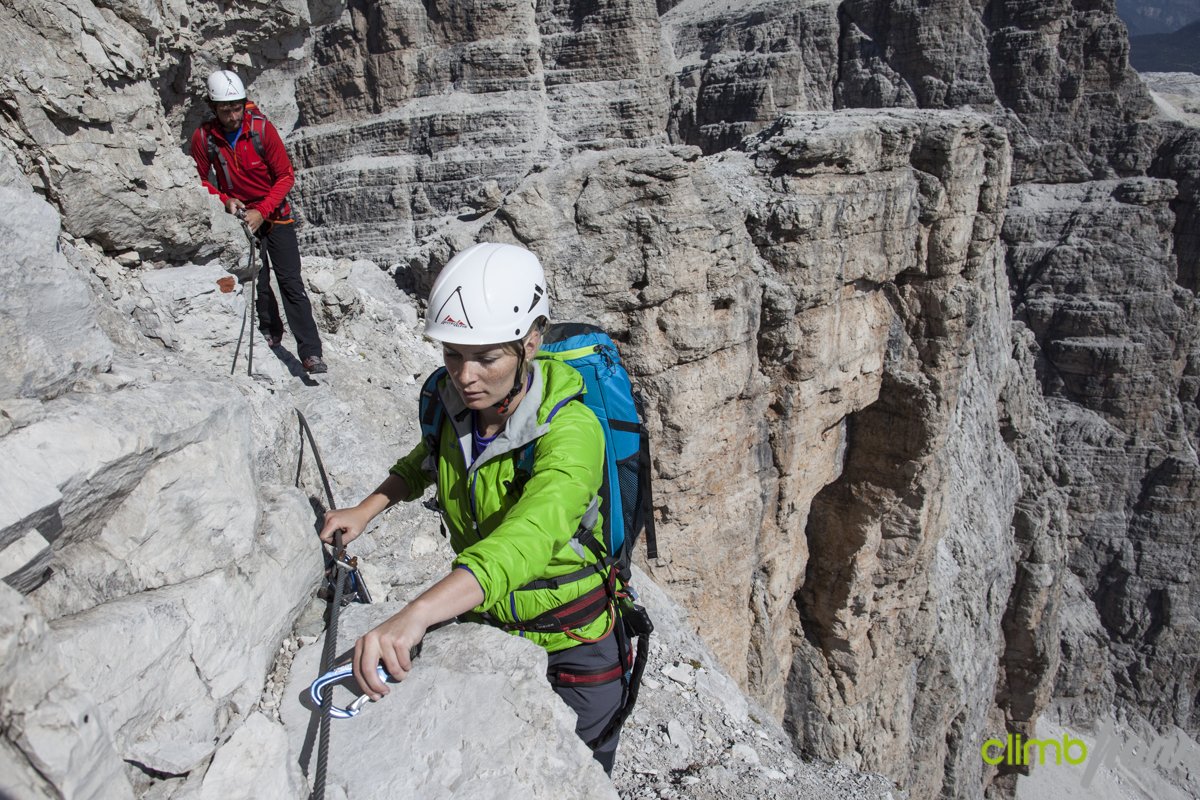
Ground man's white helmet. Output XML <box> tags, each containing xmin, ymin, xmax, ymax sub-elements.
<box><xmin>425</xmin><ymin>243</ymin><xmax>549</xmax><ymax>345</ymax></box>
<box><xmin>207</xmin><ymin>70</ymin><xmax>246</xmax><ymax>102</ymax></box>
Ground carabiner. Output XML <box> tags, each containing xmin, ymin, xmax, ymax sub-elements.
<box><xmin>308</xmin><ymin>663</ymin><xmax>391</xmax><ymax>719</ymax></box>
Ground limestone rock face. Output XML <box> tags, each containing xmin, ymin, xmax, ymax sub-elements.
<box><xmin>447</xmin><ymin>108</ymin><xmax>1026</xmax><ymax>796</ymax></box>
<box><xmin>0</xmin><ymin>0</ymin><xmax>213</xmax><ymax>259</ymax></box>
<box><xmin>171</xmin><ymin>713</ymin><xmax>306</xmax><ymax>800</ymax></box>
<box><xmin>0</xmin><ymin>378</ymin><xmax>259</xmax><ymax>610</ymax></box>
<box><xmin>0</xmin><ymin>358</ymin><xmax>324</xmax><ymax>774</ymax></box>
<box><xmin>281</xmin><ymin>610</ymin><xmax>618</xmax><ymax>800</ymax></box>
<box><xmin>0</xmin><ymin>584</ymin><xmax>133</xmax><ymax>799</ymax></box>
<box><xmin>662</xmin><ymin>0</ymin><xmax>841</xmax><ymax>151</ymax></box>
<box><xmin>0</xmin><ymin>182</ymin><xmax>113</xmax><ymax>402</ymax></box>
<box><xmin>744</xmin><ymin>112</ymin><xmax>1019</xmax><ymax>799</ymax></box>
<box><xmin>2</xmin><ymin>1</ymin><xmax>1200</xmax><ymax>799</ymax></box>
<box><xmin>656</xmin><ymin>0</ymin><xmax>1153</xmax><ymax>183</ymax></box>
<box><xmin>1005</xmin><ymin>178</ymin><xmax>1200</xmax><ymax>735</ymax></box>
<box><xmin>289</xmin><ymin>0</ymin><xmax>670</xmax><ymax>260</ymax></box>
<box><xmin>982</xmin><ymin>0</ymin><xmax>1155</xmax><ymax>182</ymax></box>
<box><xmin>1150</xmin><ymin>125</ymin><xmax>1200</xmax><ymax>292</ymax></box>
<box><xmin>836</xmin><ymin>0</ymin><xmax>994</xmax><ymax>110</ymax></box>
<box><xmin>278</xmin><ymin>0</ymin><xmax>1158</xmax><ymax>271</ymax></box>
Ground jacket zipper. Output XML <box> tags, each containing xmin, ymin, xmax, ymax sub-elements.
<box><xmin>509</xmin><ymin>592</ymin><xmax>524</xmax><ymax>637</ymax></box>
<box><xmin>470</xmin><ymin>451</ymin><xmax>526</xmax><ymax>635</ymax></box>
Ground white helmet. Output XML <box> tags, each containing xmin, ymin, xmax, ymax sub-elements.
<box><xmin>207</xmin><ymin>70</ymin><xmax>246</xmax><ymax>102</ymax></box>
<box><xmin>425</xmin><ymin>243</ymin><xmax>549</xmax><ymax>345</ymax></box>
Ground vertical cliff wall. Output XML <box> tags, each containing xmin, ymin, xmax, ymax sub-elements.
<box><xmin>1006</xmin><ymin>177</ymin><xmax>1200</xmax><ymax>735</ymax></box>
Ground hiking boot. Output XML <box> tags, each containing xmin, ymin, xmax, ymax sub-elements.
<box><xmin>263</xmin><ymin>329</ymin><xmax>285</xmax><ymax>348</ymax></box>
<box><xmin>303</xmin><ymin>356</ymin><xmax>328</xmax><ymax>374</ymax></box>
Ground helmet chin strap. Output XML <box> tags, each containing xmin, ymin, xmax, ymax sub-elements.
<box><xmin>494</xmin><ymin>351</ymin><xmax>527</xmax><ymax>415</ymax></box>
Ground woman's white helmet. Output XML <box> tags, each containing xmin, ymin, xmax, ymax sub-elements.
<box><xmin>425</xmin><ymin>243</ymin><xmax>549</xmax><ymax>345</ymax></box>
<box><xmin>207</xmin><ymin>70</ymin><xmax>246</xmax><ymax>102</ymax></box>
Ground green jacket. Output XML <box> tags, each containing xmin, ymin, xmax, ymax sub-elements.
<box><xmin>390</xmin><ymin>358</ymin><xmax>609</xmax><ymax>652</ymax></box>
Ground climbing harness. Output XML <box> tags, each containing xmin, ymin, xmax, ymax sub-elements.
<box><xmin>229</xmin><ymin>221</ymin><xmax>258</xmax><ymax>377</ymax></box>
<box><xmin>588</xmin><ymin>588</ymin><xmax>653</xmax><ymax>749</ymax></box>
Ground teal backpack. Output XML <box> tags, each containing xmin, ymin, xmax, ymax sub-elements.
<box><xmin>537</xmin><ymin>322</ymin><xmax>659</xmax><ymax>580</ymax></box>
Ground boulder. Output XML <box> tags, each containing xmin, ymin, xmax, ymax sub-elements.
<box><xmin>281</xmin><ymin>607</ymin><xmax>618</xmax><ymax>799</ymax></box>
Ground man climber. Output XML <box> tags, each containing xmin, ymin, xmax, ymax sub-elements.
<box><xmin>189</xmin><ymin>68</ymin><xmax>327</xmax><ymax>374</ymax></box>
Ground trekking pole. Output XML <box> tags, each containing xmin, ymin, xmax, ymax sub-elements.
<box><xmin>230</xmin><ymin>221</ymin><xmax>258</xmax><ymax>377</ymax></box>
<box><xmin>245</xmin><ymin>222</ymin><xmax>256</xmax><ymax>377</ymax></box>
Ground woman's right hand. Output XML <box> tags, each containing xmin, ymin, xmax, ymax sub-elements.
<box><xmin>353</xmin><ymin>606</ymin><xmax>428</xmax><ymax>699</ymax></box>
<box><xmin>319</xmin><ymin>505</ymin><xmax>373</xmax><ymax>546</ymax></box>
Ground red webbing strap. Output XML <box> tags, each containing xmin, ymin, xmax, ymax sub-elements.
<box><xmin>491</xmin><ymin>582</ymin><xmax>608</xmax><ymax>635</ymax></box>
<box><xmin>548</xmin><ymin>645</ymin><xmax>633</xmax><ymax>688</ymax></box>
<box><xmin>483</xmin><ymin>570</ymin><xmax>617</xmax><ymax>635</ymax></box>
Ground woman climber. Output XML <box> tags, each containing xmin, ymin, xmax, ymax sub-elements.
<box><xmin>319</xmin><ymin>242</ymin><xmax>627</xmax><ymax>772</ymax></box>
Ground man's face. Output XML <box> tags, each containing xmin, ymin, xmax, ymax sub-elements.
<box><xmin>211</xmin><ymin>100</ymin><xmax>245</xmax><ymax>133</ymax></box>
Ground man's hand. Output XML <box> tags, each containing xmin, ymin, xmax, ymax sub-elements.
<box><xmin>243</xmin><ymin>208</ymin><xmax>265</xmax><ymax>233</ymax></box>
<box><xmin>222</xmin><ymin>198</ymin><xmax>263</xmax><ymax>232</ymax></box>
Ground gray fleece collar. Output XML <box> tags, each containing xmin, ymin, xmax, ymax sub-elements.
<box><xmin>437</xmin><ymin>366</ymin><xmax>552</xmax><ymax>476</ymax></box>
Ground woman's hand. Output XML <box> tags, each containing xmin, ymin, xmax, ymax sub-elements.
<box><xmin>319</xmin><ymin>475</ymin><xmax>411</xmax><ymax>547</ymax></box>
<box><xmin>351</xmin><ymin>568</ymin><xmax>485</xmax><ymax>700</ymax></box>
<box><xmin>353</xmin><ymin>606</ymin><xmax>429</xmax><ymax>699</ymax></box>
<box><xmin>319</xmin><ymin>505</ymin><xmax>373</xmax><ymax>546</ymax></box>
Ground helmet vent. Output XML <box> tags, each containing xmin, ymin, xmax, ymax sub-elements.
<box><xmin>527</xmin><ymin>284</ymin><xmax>544</xmax><ymax>313</ymax></box>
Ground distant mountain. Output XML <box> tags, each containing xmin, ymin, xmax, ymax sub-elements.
<box><xmin>1130</xmin><ymin>20</ymin><xmax>1200</xmax><ymax>74</ymax></box>
<box><xmin>1117</xmin><ymin>0</ymin><xmax>1200</xmax><ymax>36</ymax></box>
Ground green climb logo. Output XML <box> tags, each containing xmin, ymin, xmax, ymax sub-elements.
<box><xmin>980</xmin><ymin>733</ymin><xmax>1088</xmax><ymax>767</ymax></box>
<box><xmin>981</xmin><ymin>722</ymin><xmax>1193</xmax><ymax>788</ymax></box>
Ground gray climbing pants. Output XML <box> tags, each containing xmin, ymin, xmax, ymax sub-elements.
<box><xmin>546</xmin><ymin>630</ymin><xmax>625</xmax><ymax>775</ymax></box>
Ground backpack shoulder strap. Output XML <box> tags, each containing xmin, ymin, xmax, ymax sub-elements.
<box><xmin>418</xmin><ymin>367</ymin><xmax>448</xmax><ymax>477</ymax></box>
<box><xmin>245</xmin><ymin>107</ymin><xmax>268</xmax><ymax>160</ymax></box>
<box><xmin>242</xmin><ymin>105</ymin><xmax>291</xmax><ymax>218</ymax></box>
<box><xmin>202</xmin><ymin>123</ymin><xmax>235</xmax><ymax>191</ymax></box>
<box><xmin>509</xmin><ymin>389</ymin><xmax>579</xmax><ymax>494</ymax></box>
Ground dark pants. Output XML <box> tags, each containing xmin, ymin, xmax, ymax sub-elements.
<box><xmin>547</xmin><ymin>632</ymin><xmax>624</xmax><ymax>775</ymax></box>
<box><xmin>256</xmin><ymin>222</ymin><xmax>322</xmax><ymax>360</ymax></box>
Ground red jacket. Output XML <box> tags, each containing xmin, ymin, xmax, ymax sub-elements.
<box><xmin>190</xmin><ymin>103</ymin><xmax>295</xmax><ymax>221</ymax></box>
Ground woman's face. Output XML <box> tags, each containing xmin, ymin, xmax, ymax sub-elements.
<box><xmin>442</xmin><ymin>342</ymin><xmax>521</xmax><ymax>410</ymax></box>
